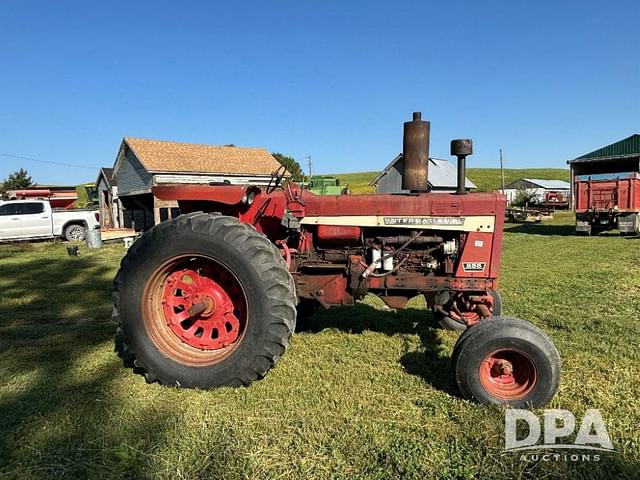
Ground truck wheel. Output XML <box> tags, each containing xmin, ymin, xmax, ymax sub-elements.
<box><xmin>113</xmin><ymin>213</ymin><xmax>297</xmax><ymax>388</ymax></box>
<box><xmin>438</xmin><ymin>290</ymin><xmax>502</xmax><ymax>331</ymax></box>
<box><xmin>64</xmin><ymin>223</ymin><xmax>86</xmax><ymax>241</ymax></box>
<box><xmin>453</xmin><ymin>317</ymin><xmax>560</xmax><ymax>407</ymax></box>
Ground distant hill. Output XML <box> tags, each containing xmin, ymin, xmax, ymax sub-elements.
<box><xmin>331</xmin><ymin>168</ymin><xmax>570</xmax><ymax>193</ymax></box>
<box><xmin>464</xmin><ymin>168</ymin><xmax>570</xmax><ymax>192</ymax></box>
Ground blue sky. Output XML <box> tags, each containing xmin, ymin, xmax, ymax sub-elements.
<box><xmin>0</xmin><ymin>0</ymin><xmax>638</xmax><ymax>185</ymax></box>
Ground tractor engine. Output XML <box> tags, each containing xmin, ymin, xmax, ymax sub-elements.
<box><xmin>278</xmin><ymin>113</ymin><xmax>503</xmax><ymax>327</ymax></box>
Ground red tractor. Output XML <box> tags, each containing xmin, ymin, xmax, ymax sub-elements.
<box><xmin>113</xmin><ymin>113</ymin><xmax>560</xmax><ymax>407</ymax></box>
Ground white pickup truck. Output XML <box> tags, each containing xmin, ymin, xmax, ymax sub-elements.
<box><xmin>0</xmin><ymin>200</ymin><xmax>100</xmax><ymax>242</ymax></box>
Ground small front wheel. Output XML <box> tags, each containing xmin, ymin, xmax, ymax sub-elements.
<box><xmin>453</xmin><ymin>317</ymin><xmax>560</xmax><ymax>407</ymax></box>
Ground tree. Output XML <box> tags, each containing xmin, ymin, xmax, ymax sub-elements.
<box><xmin>511</xmin><ymin>188</ymin><xmax>539</xmax><ymax>207</ymax></box>
<box><xmin>271</xmin><ymin>153</ymin><xmax>304</xmax><ymax>181</ymax></box>
<box><xmin>1</xmin><ymin>168</ymin><xmax>34</xmax><ymax>195</ymax></box>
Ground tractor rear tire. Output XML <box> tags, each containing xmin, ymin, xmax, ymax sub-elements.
<box><xmin>452</xmin><ymin>317</ymin><xmax>561</xmax><ymax>407</ymax></box>
<box><xmin>113</xmin><ymin>212</ymin><xmax>297</xmax><ymax>388</ymax></box>
<box><xmin>438</xmin><ymin>290</ymin><xmax>502</xmax><ymax>331</ymax></box>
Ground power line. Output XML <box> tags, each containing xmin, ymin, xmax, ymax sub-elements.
<box><xmin>0</xmin><ymin>152</ymin><xmax>101</xmax><ymax>170</ymax></box>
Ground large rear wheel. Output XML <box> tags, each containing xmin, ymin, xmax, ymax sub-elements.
<box><xmin>113</xmin><ymin>213</ymin><xmax>297</xmax><ymax>388</ymax></box>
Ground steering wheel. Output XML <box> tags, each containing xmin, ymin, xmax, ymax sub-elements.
<box><xmin>266</xmin><ymin>164</ymin><xmax>288</xmax><ymax>194</ymax></box>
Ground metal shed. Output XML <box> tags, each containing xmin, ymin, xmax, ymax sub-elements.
<box><xmin>369</xmin><ymin>154</ymin><xmax>476</xmax><ymax>193</ymax></box>
<box><xmin>503</xmin><ymin>178</ymin><xmax>571</xmax><ymax>205</ymax></box>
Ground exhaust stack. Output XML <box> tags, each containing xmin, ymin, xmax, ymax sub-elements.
<box><xmin>402</xmin><ymin>112</ymin><xmax>430</xmax><ymax>192</ymax></box>
<box><xmin>450</xmin><ymin>139</ymin><xmax>472</xmax><ymax>195</ymax></box>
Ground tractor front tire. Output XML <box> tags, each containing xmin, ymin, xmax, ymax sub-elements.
<box><xmin>113</xmin><ymin>213</ymin><xmax>297</xmax><ymax>388</ymax></box>
<box><xmin>452</xmin><ymin>317</ymin><xmax>561</xmax><ymax>407</ymax></box>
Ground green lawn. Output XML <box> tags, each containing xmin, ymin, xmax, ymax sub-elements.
<box><xmin>333</xmin><ymin>168</ymin><xmax>570</xmax><ymax>194</ymax></box>
<box><xmin>1</xmin><ymin>213</ymin><xmax>639</xmax><ymax>479</ymax></box>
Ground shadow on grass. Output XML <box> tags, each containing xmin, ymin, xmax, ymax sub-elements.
<box><xmin>0</xmin><ymin>253</ymin><xmax>182</xmax><ymax>478</ymax></box>
<box><xmin>504</xmin><ymin>223</ymin><xmax>576</xmax><ymax>236</ymax></box>
<box><xmin>296</xmin><ymin>303</ymin><xmax>459</xmax><ymax>398</ymax></box>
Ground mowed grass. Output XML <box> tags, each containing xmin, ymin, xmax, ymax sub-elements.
<box><xmin>333</xmin><ymin>168</ymin><xmax>570</xmax><ymax>193</ymax></box>
<box><xmin>1</xmin><ymin>214</ymin><xmax>639</xmax><ymax>479</ymax></box>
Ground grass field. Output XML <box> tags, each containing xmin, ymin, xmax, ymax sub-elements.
<box><xmin>333</xmin><ymin>168</ymin><xmax>570</xmax><ymax>193</ymax></box>
<box><xmin>1</xmin><ymin>212</ymin><xmax>639</xmax><ymax>479</ymax></box>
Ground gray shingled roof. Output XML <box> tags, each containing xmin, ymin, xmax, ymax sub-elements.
<box><xmin>97</xmin><ymin>167</ymin><xmax>117</xmax><ymax>187</ymax></box>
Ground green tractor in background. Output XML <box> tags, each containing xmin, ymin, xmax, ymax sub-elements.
<box><xmin>307</xmin><ymin>175</ymin><xmax>349</xmax><ymax>195</ymax></box>
<box><xmin>74</xmin><ymin>183</ymin><xmax>99</xmax><ymax>208</ymax></box>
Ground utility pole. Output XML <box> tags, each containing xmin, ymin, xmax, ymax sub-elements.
<box><xmin>499</xmin><ymin>149</ymin><xmax>505</xmax><ymax>194</ymax></box>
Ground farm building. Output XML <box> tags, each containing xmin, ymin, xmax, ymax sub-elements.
<box><xmin>369</xmin><ymin>154</ymin><xmax>476</xmax><ymax>193</ymax></box>
<box><xmin>568</xmin><ymin>134</ymin><xmax>640</xmax><ymax>209</ymax></box>
<box><xmin>96</xmin><ymin>167</ymin><xmax>122</xmax><ymax>229</ymax></box>
<box><xmin>112</xmin><ymin>137</ymin><xmax>283</xmax><ymax>231</ymax></box>
<box><xmin>503</xmin><ymin>178</ymin><xmax>571</xmax><ymax>205</ymax></box>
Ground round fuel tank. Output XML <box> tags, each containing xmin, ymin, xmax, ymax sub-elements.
<box><xmin>316</xmin><ymin>225</ymin><xmax>361</xmax><ymax>246</ymax></box>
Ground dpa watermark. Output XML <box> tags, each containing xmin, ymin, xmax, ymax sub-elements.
<box><xmin>504</xmin><ymin>409</ymin><xmax>614</xmax><ymax>462</ymax></box>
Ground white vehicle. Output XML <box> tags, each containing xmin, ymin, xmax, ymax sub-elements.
<box><xmin>0</xmin><ymin>200</ymin><xmax>100</xmax><ymax>242</ymax></box>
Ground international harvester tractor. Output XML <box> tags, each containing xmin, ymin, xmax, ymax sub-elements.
<box><xmin>114</xmin><ymin>113</ymin><xmax>561</xmax><ymax>407</ymax></box>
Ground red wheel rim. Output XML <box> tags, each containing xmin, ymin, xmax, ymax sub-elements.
<box><xmin>478</xmin><ymin>349</ymin><xmax>537</xmax><ymax>400</ymax></box>
<box><xmin>143</xmin><ymin>255</ymin><xmax>248</xmax><ymax>366</ymax></box>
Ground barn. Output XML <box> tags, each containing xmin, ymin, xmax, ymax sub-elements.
<box><xmin>503</xmin><ymin>178</ymin><xmax>571</xmax><ymax>206</ymax></box>
<box><xmin>369</xmin><ymin>154</ymin><xmax>476</xmax><ymax>193</ymax></box>
<box><xmin>112</xmin><ymin>137</ymin><xmax>282</xmax><ymax>231</ymax></box>
<box><xmin>96</xmin><ymin>167</ymin><xmax>122</xmax><ymax>229</ymax></box>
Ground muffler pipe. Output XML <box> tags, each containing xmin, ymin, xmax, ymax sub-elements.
<box><xmin>402</xmin><ymin>112</ymin><xmax>430</xmax><ymax>192</ymax></box>
<box><xmin>450</xmin><ymin>139</ymin><xmax>473</xmax><ymax>195</ymax></box>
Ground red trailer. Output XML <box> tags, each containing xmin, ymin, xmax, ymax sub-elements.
<box><xmin>574</xmin><ymin>172</ymin><xmax>640</xmax><ymax>234</ymax></box>
<box><xmin>6</xmin><ymin>188</ymin><xmax>78</xmax><ymax>209</ymax></box>
<box><xmin>541</xmin><ymin>190</ymin><xmax>569</xmax><ymax>209</ymax></box>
